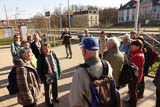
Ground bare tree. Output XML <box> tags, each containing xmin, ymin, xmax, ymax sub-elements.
<box><xmin>32</xmin><ymin>13</ymin><xmax>48</xmax><ymax>30</ymax></box>
<box><xmin>99</xmin><ymin>8</ymin><xmax>118</xmax><ymax>27</ymax></box>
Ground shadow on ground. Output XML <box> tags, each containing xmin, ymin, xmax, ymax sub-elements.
<box><xmin>121</xmin><ymin>78</ymin><xmax>156</xmax><ymax>107</ymax></box>
<box><xmin>59</xmin><ymin>57</ymin><xmax>67</xmax><ymax>61</ymax></box>
<box><xmin>0</xmin><ymin>46</ymin><xmax>10</xmax><ymax>50</ymax></box>
<box><xmin>38</xmin><ymin>66</ymin><xmax>77</xmax><ymax>107</ymax></box>
<box><xmin>0</xmin><ymin>66</ymin><xmax>13</xmax><ymax>72</ymax></box>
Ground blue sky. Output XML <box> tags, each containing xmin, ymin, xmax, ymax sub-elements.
<box><xmin>0</xmin><ymin>0</ymin><xmax>129</xmax><ymax>20</ymax></box>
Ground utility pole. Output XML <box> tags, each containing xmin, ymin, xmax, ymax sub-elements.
<box><xmin>4</xmin><ymin>4</ymin><xmax>9</xmax><ymax>26</ymax></box>
<box><xmin>134</xmin><ymin>0</ymin><xmax>140</xmax><ymax>35</ymax></box>
<box><xmin>59</xmin><ymin>3</ymin><xmax>63</xmax><ymax>29</ymax></box>
<box><xmin>15</xmin><ymin>7</ymin><xmax>18</xmax><ymax>29</ymax></box>
<box><xmin>68</xmin><ymin>0</ymin><xmax>71</xmax><ymax>31</ymax></box>
<box><xmin>59</xmin><ymin>3</ymin><xmax>63</xmax><ymax>38</ymax></box>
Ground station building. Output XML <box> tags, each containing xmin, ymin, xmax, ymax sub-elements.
<box><xmin>72</xmin><ymin>9</ymin><xmax>99</xmax><ymax>28</ymax></box>
<box><xmin>118</xmin><ymin>0</ymin><xmax>160</xmax><ymax>23</ymax></box>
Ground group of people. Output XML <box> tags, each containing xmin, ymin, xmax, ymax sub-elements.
<box><xmin>69</xmin><ymin>30</ymin><xmax>159</xmax><ymax>107</ymax></box>
<box><xmin>11</xmin><ymin>33</ymin><xmax>62</xmax><ymax>107</ymax></box>
<box><xmin>10</xmin><ymin>28</ymin><xmax>159</xmax><ymax>107</ymax></box>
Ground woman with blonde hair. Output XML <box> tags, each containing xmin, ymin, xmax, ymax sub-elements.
<box><xmin>37</xmin><ymin>43</ymin><xmax>61</xmax><ymax>107</ymax></box>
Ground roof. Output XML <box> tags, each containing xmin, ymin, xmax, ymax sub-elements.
<box><xmin>152</xmin><ymin>0</ymin><xmax>160</xmax><ymax>6</ymax></box>
<box><xmin>119</xmin><ymin>0</ymin><xmax>160</xmax><ymax>10</ymax></box>
<box><xmin>73</xmin><ymin>10</ymin><xmax>89</xmax><ymax>15</ymax></box>
<box><xmin>119</xmin><ymin>0</ymin><xmax>137</xmax><ymax>10</ymax></box>
<box><xmin>73</xmin><ymin>9</ymin><xmax>98</xmax><ymax>15</ymax></box>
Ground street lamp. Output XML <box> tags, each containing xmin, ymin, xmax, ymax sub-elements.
<box><xmin>59</xmin><ymin>3</ymin><xmax>63</xmax><ymax>29</ymax></box>
<box><xmin>68</xmin><ymin>0</ymin><xmax>71</xmax><ymax>31</ymax></box>
<box><xmin>134</xmin><ymin>0</ymin><xmax>140</xmax><ymax>35</ymax></box>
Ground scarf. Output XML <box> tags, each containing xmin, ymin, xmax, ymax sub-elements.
<box><xmin>45</xmin><ymin>53</ymin><xmax>57</xmax><ymax>74</ymax></box>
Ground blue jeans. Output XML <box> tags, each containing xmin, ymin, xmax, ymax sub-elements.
<box><xmin>137</xmin><ymin>76</ymin><xmax>145</xmax><ymax>96</ymax></box>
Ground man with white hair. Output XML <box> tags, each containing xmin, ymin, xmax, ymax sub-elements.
<box><xmin>120</xmin><ymin>34</ymin><xmax>131</xmax><ymax>58</ymax></box>
<box><xmin>103</xmin><ymin>37</ymin><xmax>124</xmax><ymax>88</ymax></box>
<box><xmin>69</xmin><ymin>37</ymin><xmax>113</xmax><ymax>107</ymax></box>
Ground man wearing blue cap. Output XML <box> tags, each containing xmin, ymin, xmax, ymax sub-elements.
<box><xmin>69</xmin><ymin>37</ymin><xmax>113</xmax><ymax>107</ymax></box>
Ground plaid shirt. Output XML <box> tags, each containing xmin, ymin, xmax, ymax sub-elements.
<box><xmin>15</xmin><ymin>58</ymin><xmax>42</xmax><ymax>105</ymax></box>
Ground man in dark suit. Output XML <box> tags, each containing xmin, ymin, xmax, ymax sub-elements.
<box><xmin>61</xmin><ymin>28</ymin><xmax>72</xmax><ymax>59</ymax></box>
<box><xmin>31</xmin><ymin>34</ymin><xmax>42</xmax><ymax>59</ymax></box>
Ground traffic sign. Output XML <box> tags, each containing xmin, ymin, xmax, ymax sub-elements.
<box><xmin>45</xmin><ymin>11</ymin><xmax>50</xmax><ymax>17</ymax></box>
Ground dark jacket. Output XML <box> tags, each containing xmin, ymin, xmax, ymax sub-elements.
<box><xmin>37</xmin><ymin>51</ymin><xmax>62</xmax><ymax>83</ymax></box>
<box><xmin>11</xmin><ymin>41</ymin><xmax>21</xmax><ymax>58</ymax></box>
<box><xmin>14</xmin><ymin>58</ymin><xmax>42</xmax><ymax>105</ymax></box>
<box><xmin>61</xmin><ymin>32</ymin><xmax>72</xmax><ymax>44</ymax></box>
<box><xmin>153</xmin><ymin>64</ymin><xmax>160</xmax><ymax>90</ymax></box>
<box><xmin>31</xmin><ymin>41</ymin><xmax>42</xmax><ymax>59</ymax></box>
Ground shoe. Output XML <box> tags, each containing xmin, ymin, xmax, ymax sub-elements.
<box><xmin>69</xmin><ymin>56</ymin><xmax>72</xmax><ymax>59</ymax></box>
<box><xmin>138</xmin><ymin>95</ymin><xmax>144</xmax><ymax>99</ymax></box>
<box><xmin>66</xmin><ymin>56</ymin><xmax>69</xmax><ymax>58</ymax></box>
<box><xmin>123</xmin><ymin>99</ymin><xmax>131</xmax><ymax>104</ymax></box>
<box><xmin>45</xmin><ymin>102</ymin><xmax>54</xmax><ymax>107</ymax></box>
<box><xmin>53</xmin><ymin>98</ymin><xmax>60</xmax><ymax>103</ymax></box>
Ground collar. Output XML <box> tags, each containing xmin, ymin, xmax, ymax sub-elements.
<box><xmin>85</xmin><ymin>57</ymin><xmax>100</xmax><ymax>66</ymax></box>
<box><xmin>107</xmin><ymin>47</ymin><xmax>119</xmax><ymax>54</ymax></box>
<box><xmin>131</xmin><ymin>49</ymin><xmax>143</xmax><ymax>55</ymax></box>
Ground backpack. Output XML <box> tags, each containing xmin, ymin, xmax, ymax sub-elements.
<box><xmin>7</xmin><ymin>66</ymin><xmax>29</xmax><ymax>95</ymax></box>
<box><xmin>118</xmin><ymin>62</ymin><xmax>138</xmax><ymax>88</ymax></box>
<box><xmin>80</xmin><ymin>60</ymin><xmax>121</xmax><ymax>107</ymax></box>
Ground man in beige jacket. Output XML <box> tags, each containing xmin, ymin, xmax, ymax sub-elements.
<box><xmin>69</xmin><ymin>37</ymin><xmax>113</xmax><ymax>107</ymax></box>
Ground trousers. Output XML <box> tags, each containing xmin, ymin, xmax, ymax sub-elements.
<box><xmin>65</xmin><ymin>44</ymin><xmax>72</xmax><ymax>57</ymax></box>
<box><xmin>129</xmin><ymin>81</ymin><xmax>138</xmax><ymax>107</ymax></box>
<box><xmin>44</xmin><ymin>78</ymin><xmax>58</xmax><ymax>103</ymax></box>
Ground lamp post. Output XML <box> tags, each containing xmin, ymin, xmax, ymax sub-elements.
<box><xmin>68</xmin><ymin>0</ymin><xmax>71</xmax><ymax>31</ymax></box>
<box><xmin>134</xmin><ymin>0</ymin><xmax>140</xmax><ymax>35</ymax></box>
<box><xmin>59</xmin><ymin>3</ymin><xmax>63</xmax><ymax>29</ymax></box>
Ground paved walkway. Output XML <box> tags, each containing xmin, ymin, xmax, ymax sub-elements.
<box><xmin>0</xmin><ymin>44</ymin><xmax>157</xmax><ymax>107</ymax></box>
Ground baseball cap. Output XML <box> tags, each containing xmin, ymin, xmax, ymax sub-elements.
<box><xmin>80</xmin><ymin>37</ymin><xmax>99</xmax><ymax>51</ymax></box>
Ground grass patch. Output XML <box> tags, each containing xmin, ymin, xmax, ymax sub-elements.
<box><xmin>149</xmin><ymin>58</ymin><xmax>160</xmax><ymax>75</ymax></box>
<box><xmin>49</xmin><ymin>41</ymin><xmax>63</xmax><ymax>47</ymax></box>
<box><xmin>0</xmin><ymin>37</ymin><xmax>14</xmax><ymax>45</ymax></box>
<box><xmin>49</xmin><ymin>38</ymin><xmax>79</xmax><ymax>47</ymax></box>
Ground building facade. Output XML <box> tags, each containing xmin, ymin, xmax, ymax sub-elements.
<box><xmin>72</xmin><ymin>9</ymin><xmax>99</xmax><ymax>28</ymax></box>
<box><xmin>118</xmin><ymin>0</ymin><xmax>160</xmax><ymax>23</ymax></box>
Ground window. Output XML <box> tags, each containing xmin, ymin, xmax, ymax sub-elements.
<box><xmin>133</xmin><ymin>4</ymin><xmax>136</xmax><ymax>8</ymax></box>
<box><xmin>154</xmin><ymin>8</ymin><xmax>157</xmax><ymax>12</ymax></box>
<box><xmin>127</xmin><ymin>16</ymin><xmax>129</xmax><ymax>22</ymax></box>
<box><xmin>132</xmin><ymin>16</ymin><xmax>135</xmax><ymax>21</ymax></box>
<box><xmin>127</xmin><ymin>9</ymin><xmax>129</xmax><ymax>15</ymax></box>
<box><xmin>126</xmin><ymin>5</ymin><xmax>130</xmax><ymax>8</ymax></box>
<box><xmin>95</xmin><ymin>16</ymin><xmax>97</xmax><ymax>19</ymax></box>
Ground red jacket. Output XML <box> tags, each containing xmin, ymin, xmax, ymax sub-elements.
<box><xmin>129</xmin><ymin>49</ymin><xmax>145</xmax><ymax>83</ymax></box>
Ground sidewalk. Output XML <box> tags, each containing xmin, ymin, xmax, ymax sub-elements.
<box><xmin>0</xmin><ymin>44</ymin><xmax>156</xmax><ymax>107</ymax></box>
